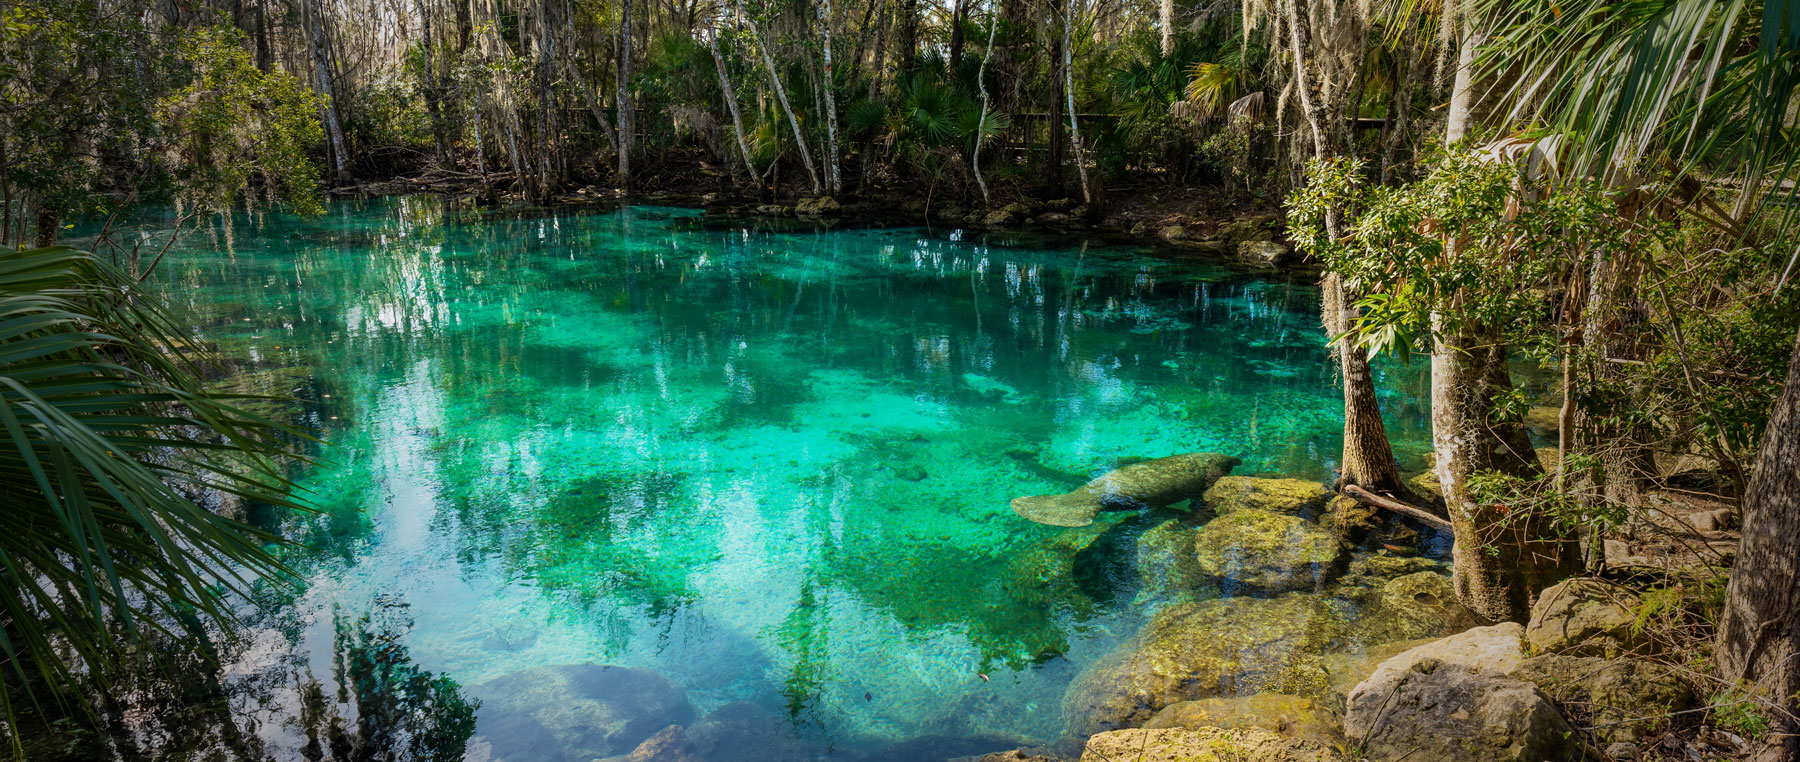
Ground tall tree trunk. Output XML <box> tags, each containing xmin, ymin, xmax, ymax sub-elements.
<box><xmin>1061</xmin><ymin>0</ymin><xmax>1090</xmax><ymax>204</ymax></box>
<box><xmin>1716</xmin><ymin>326</ymin><xmax>1800</xmax><ymax>762</ymax></box>
<box><xmin>1435</xmin><ymin>324</ymin><xmax>1582</xmax><ymax>622</ymax></box>
<box><xmin>820</xmin><ymin>0</ymin><xmax>842</xmax><ymax>194</ymax></box>
<box><xmin>535</xmin><ymin>0</ymin><xmax>560</xmax><ymax>196</ymax></box>
<box><xmin>255</xmin><ymin>0</ymin><xmax>271</xmax><ymax>72</ymax></box>
<box><xmin>417</xmin><ymin>0</ymin><xmax>453</xmax><ymax>165</ymax></box>
<box><xmin>741</xmin><ymin>0</ymin><xmax>821</xmax><ymax>194</ymax></box>
<box><xmin>972</xmin><ymin>8</ymin><xmax>997</xmax><ymax>204</ymax></box>
<box><xmin>707</xmin><ymin>26</ymin><xmax>756</xmax><ymax>180</ymax></box>
<box><xmin>949</xmin><ymin>0</ymin><xmax>967</xmax><ymax>73</ymax></box>
<box><xmin>616</xmin><ymin>0</ymin><xmax>635</xmax><ymax>188</ymax></box>
<box><xmin>1047</xmin><ymin>0</ymin><xmax>1065</xmax><ymax>196</ymax></box>
<box><xmin>1434</xmin><ymin>20</ymin><xmax>1579</xmax><ymax>621</ymax></box>
<box><xmin>304</xmin><ymin>0</ymin><xmax>351</xmax><ymax>185</ymax></box>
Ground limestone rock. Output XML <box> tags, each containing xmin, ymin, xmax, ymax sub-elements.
<box><xmin>1043</xmin><ymin>198</ymin><xmax>1077</xmax><ymax>212</ymax></box>
<box><xmin>1525</xmin><ymin>578</ymin><xmax>1649</xmax><ymax>657</ymax></box>
<box><xmin>1080</xmin><ymin>727</ymin><xmax>1343</xmax><ymax>762</ymax></box>
<box><xmin>794</xmin><ymin>196</ymin><xmax>842</xmax><ymax>216</ymax></box>
<box><xmin>1345</xmin><ymin>659</ymin><xmax>1583</xmax><ymax>762</ymax></box>
<box><xmin>620</xmin><ymin>725</ymin><xmax>702</xmax><ymax>762</ymax></box>
<box><xmin>754</xmin><ymin>204</ymin><xmax>791</xmax><ymax>217</ymax></box>
<box><xmin>1192</xmin><ymin>510</ymin><xmax>1342</xmax><ymax>594</ymax></box>
<box><xmin>1204</xmin><ymin>476</ymin><xmax>1330</xmax><ymax>518</ymax></box>
<box><xmin>1136</xmin><ymin>517</ymin><xmax>1207</xmax><ymax>601</ymax></box>
<box><xmin>1407</xmin><ymin>467</ymin><xmax>1444</xmax><ymax>503</ymax></box>
<box><xmin>1062</xmin><ymin>594</ymin><xmax>1344</xmax><ymax>734</ymax></box>
<box><xmin>1355</xmin><ymin>623</ymin><xmax>1528</xmax><ymax>690</ymax></box>
<box><xmin>999</xmin><ymin>202</ymin><xmax>1032</xmax><ymax>216</ymax></box>
<box><xmin>471</xmin><ymin>664</ymin><xmax>693</xmax><ymax>762</ymax></box>
<box><xmin>1238</xmin><ymin>240</ymin><xmax>1293</xmax><ymax>266</ymax></box>
<box><xmin>983</xmin><ymin>210</ymin><xmax>1018</xmax><ymax>226</ymax></box>
<box><xmin>1143</xmin><ymin>693</ymin><xmax>1343</xmax><ymax>748</ymax></box>
<box><xmin>1035</xmin><ymin>211</ymin><xmax>1073</xmax><ymax>225</ymax></box>
<box><xmin>1354</xmin><ymin>571</ymin><xmax>1481</xmax><ymax>645</ymax></box>
<box><xmin>1011</xmin><ymin>452</ymin><xmax>1240</xmax><ymax>528</ymax></box>
<box><xmin>953</xmin><ymin>751</ymin><xmax>1059</xmax><ymax>762</ymax></box>
<box><xmin>683</xmin><ymin>702</ymin><xmax>816</xmax><ymax>762</ymax></box>
<box><xmin>1218</xmin><ymin>216</ymin><xmax>1277</xmax><ymax>245</ymax></box>
<box><xmin>1512</xmin><ymin>655</ymin><xmax>1695</xmax><ymax>744</ymax></box>
<box><xmin>1319</xmin><ymin>495</ymin><xmax>1378</xmax><ymax>544</ymax></box>
<box><xmin>1159</xmin><ymin>224</ymin><xmax>1189</xmax><ymax>243</ymax></box>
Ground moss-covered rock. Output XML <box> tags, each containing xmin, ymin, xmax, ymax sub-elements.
<box><xmin>1318</xmin><ymin>495</ymin><xmax>1378</xmax><ymax>545</ymax></box>
<box><xmin>1204</xmin><ymin>477</ymin><xmax>1331</xmax><ymax>517</ymax></box>
<box><xmin>1062</xmin><ymin>594</ymin><xmax>1346</xmax><ymax>734</ymax></box>
<box><xmin>1193</xmin><ymin>510</ymin><xmax>1343</xmax><ymax>594</ymax></box>
<box><xmin>1080</xmin><ymin>727</ymin><xmax>1343</xmax><ymax>762</ymax></box>
<box><xmin>1136</xmin><ymin>517</ymin><xmax>1208</xmax><ymax>601</ymax></box>
<box><xmin>1353</xmin><ymin>571</ymin><xmax>1482</xmax><ymax>645</ymax></box>
<box><xmin>1143</xmin><ymin>693</ymin><xmax>1343</xmax><ymax>748</ymax></box>
<box><xmin>1512</xmin><ymin>655</ymin><xmax>1695</xmax><ymax>744</ymax></box>
<box><xmin>1346</xmin><ymin>660</ymin><xmax>1583</xmax><ymax>762</ymax></box>
<box><xmin>1525</xmin><ymin>577</ymin><xmax>1649</xmax><ymax>657</ymax></box>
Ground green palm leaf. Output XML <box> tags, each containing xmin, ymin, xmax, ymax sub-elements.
<box><xmin>0</xmin><ymin>246</ymin><xmax>308</xmax><ymax>750</ymax></box>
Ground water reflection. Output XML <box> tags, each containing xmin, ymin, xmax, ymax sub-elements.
<box><xmin>143</xmin><ymin>198</ymin><xmax>1433</xmax><ymax>758</ymax></box>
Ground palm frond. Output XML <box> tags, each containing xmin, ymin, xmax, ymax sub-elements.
<box><xmin>0</xmin><ymin>246</ymin><xmax>308</xmax><ymax>746</ymax></box>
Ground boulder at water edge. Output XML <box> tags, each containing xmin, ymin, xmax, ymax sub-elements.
<box><xmin>1525</xmin><ymin>577</ymin><xmax>1651</xmax><ymax>657</ymax></box>
<box><xmin>1192</xmin><ymin>510</ymin><xmax>1342</xmax><ymax>594</ymax></box>
<box><xmin>470</xmin><ymin>664</ymin><xmax>694</xmax><ymax>762</ymax></box>
<box><xmin>1011</xmin><ymin>452</ymin><xmax>1240</xmax><ymax>527</ymax></box>
<box><xmin>1345</xmin><ymin>659</ymin><xmax>1583</xmax><ymax>762</ymax></box>
<box><xmin>1353</xmin><ymin>571</ymin><xmax>1482</xmax><ymax>645</ymax></box>
<box><xmin>1512</xmin><ymin>654</ymin><xmax>1696</xmax><ymax>744</ymax></box>
<box><xmin>1203</xmin><ymin>476</ymin><xmax>1331</xmax><ymax>518</ymax></box>
<box><xmin>1143</xmin><ymin>693</ymin><xmax>1343</xmax><ymax>748</ymax></box>
<box><xmin>1080</xmin><ymin>727</ymin><xmax>1343</xmax><ymax>762</ymax></box>
<box><xmin>1062</xmin><ymin>594</ymin><xmax>1343</xmax><ymax>734</ymax></box>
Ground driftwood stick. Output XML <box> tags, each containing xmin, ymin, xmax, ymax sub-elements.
<box><xmin>1343</xmin><ymin>484</ymin><xmax>1453</xmax><ymax>532</ymax></box>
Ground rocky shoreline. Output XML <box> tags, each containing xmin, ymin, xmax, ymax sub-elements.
<box><xmin>456</xmin><ymin>454</ymin><xmax>1702</xmax><ymax>762</ymax></box>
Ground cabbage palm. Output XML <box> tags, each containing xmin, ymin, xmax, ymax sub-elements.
<box><xmin>0</xmin><ymin>246</ymin><xmax>304</xmax><ymax>750</ymax></box>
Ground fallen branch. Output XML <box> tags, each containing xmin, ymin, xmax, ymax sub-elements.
<box><xmin>1343</xmin><ymin>484</ymin><xmax>1453</xmax><ymax>531</ymax></box>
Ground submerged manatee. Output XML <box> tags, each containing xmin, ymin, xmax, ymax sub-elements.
<box><xmin>1011</xmin><ymin>452</ymin><xmax>1241</xmax><ymax>527</ymax></box>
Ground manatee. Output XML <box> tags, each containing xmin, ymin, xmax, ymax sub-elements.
<box><xmin>1011</xmin><ymin>452</ymin><xmax>1241</xmax><ymax>527</ymax></box>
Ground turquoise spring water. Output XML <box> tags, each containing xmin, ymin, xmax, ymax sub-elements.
<box><xmin>134</xmin><ymin>198</ymin><xmax>1433</xmax><ymax>758</ymax></box>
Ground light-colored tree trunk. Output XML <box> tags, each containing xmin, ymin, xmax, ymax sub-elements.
<box><xmin>1062</xmin><ymin>0</ymin><xmax>1091</xmax><ymax>204</ymax></box>
<box><xmin>303</xmin><ymin>0</ymin><xmax>351</xmax><ymax>184</ymax></box>
<box><xmin>617</xmin><ymin>0</ymin><xmax>635</xmax><ymax>188</ymax></box>
<box><xmin>972</xmin><ymin>8</ymin><xmax>997</xmax><ymax>204</ymax></box>
<box><xmin>1716</xmin><ymin>326</ymin><xmax>1800</xmax><ymax>762</ymax></box>
<box><xmin>741</xmin><ymin>0</ymin><xmax>821</xmax><ymax>194</ymax></box>
<box><xmin>819</xmin><ymin>0</ymin><xmax>842</xmax><ymax>194</ymax></box>
<box><xmin>707</xmin><ymin>24</ymin><xmax>758</xmax><ymax>181</ymax></box>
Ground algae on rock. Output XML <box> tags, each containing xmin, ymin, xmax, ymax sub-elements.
<box><xmin>1192</xmin><ymin>510</ymin><xmax>1343</xmax><ymax>594</ymax></box>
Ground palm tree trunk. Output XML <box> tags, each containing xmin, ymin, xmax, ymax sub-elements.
<box><xmin>1716</xmin><ymin>326</ymin><xmax>1800</xmax><ymax>762</ymax></box>
<box><xmin>1061</xmin><ymin>0</ymin><xmax>1090</xmax><ymax>205</ymax></box>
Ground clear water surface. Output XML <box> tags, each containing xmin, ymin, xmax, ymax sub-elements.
<box><xmin>134</xmin><ymin>198</ymin><xmax>1433</xmax><ymax>759</ymax></box>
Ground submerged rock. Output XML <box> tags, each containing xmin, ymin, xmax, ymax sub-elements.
<box><xmin>1011</xmin><ymin>452</ymin><xmax>1240</xmax><ymax>528</ymax></box>
<box><xmin>682</xmin><ymin>702</ymin><xmax>817</xmax><ymax>762</ymax></box>
<box><xmin>1512</xmin><ymin>655</ymin><xmax>1695</xmax><ymax>744</ymax></box>
<box><xmin>1353</xmin><ymin>571</ymin><xmax>1481</xmax><ymax>645</ymax></box>
<box><xmin>471</xmin><ymin>664</ymin><xmax>693</xmax><ymax>762</ymax></box>
<box><xmin>1062</xmin><ymin>594</ymin><xmax>1344</xmax><ymax>734</ymax></box>
<box><xmin>1143</xmin><ymin>693</ymin><xmax>1343</xmax><ymax>748</ymax></box>
<box><xmin>618</xmin><ymin>725</ymin><xmax>702</xmax><ymax>762</ymax></box>
<box><xmin>1136</xmin><ymin>517</ymin><xmax>1208</xmax><ymax>601</ymax></box>
<box><xmin>1203</xmin><ymin>477</ymin><xmax>1330</xmax><ymax>518</ymax></box>
<box><xmin>1192</xmin><ymin>510</ymin><xmax>1342</xmax><ymax>594</ymax></box>
<box><xmin>1080</xmin><ymin>727</ymin><xmax>1343</xmax><ymax>762</ymax></box>
<box><xmin>1525</xmin><ymin>577</ymin><xmax>1650</xmax><ymax>657</ymax></box>
<box><xmin>1345</xmin><ymin>659</ymin><xmax>1582</xmax><ymax>762</ymax></box>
